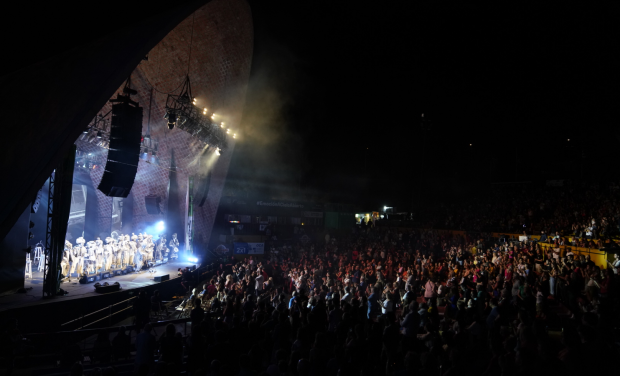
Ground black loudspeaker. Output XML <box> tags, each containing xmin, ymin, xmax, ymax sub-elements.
<box><xmin>153</xmin><ymin>274</ymin><xmax>170</xmax><ymax>282</ymax></box>
<box><xmin>94</xmin><ymin>282</ymin><xmax>121</xmax><ymax>293</ymax></box>
<box><xmin>113</xmin><ymin>269</ymin><xmax>123</xmax><ymax>276</ymax></box>
<box><xmin>101</xmin><ymin>271</ymin><xmax>111</xmax><ymax>279</ymax></box>
<box><xmin>79</xmin><ymin>274</ymin><xmax>97</xmax><ymax>284</ymax></box>
<box><xmin>145</xmin><ymin>196</ymin><xmax>161</xmax><ymax>214</ymax></box>
<box><xmin>98</xmin><ymin>97</ymin><xmax>143</xmax><ymax>197</ymax></box>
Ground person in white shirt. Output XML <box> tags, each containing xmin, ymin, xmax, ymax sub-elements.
<box><xmin>382</xmin><ymin>294</ymin><xmax>394</xmax><ymax>315</ymax></box>
<box><xmin>341</xmin><ymin>286</ymin><xmax>353</xmax><ymax>305</ymax></box>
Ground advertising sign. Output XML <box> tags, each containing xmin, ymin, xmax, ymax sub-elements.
<box><xmin>234</xmin><ymin>242</ymin><xmax>265</xmax><ymax>255</ymax></box>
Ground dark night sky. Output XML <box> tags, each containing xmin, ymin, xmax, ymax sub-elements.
<box><xmin>229</xmin><ymin>2</ymin><xmax>620</xmax><ymax>211</ymax></box>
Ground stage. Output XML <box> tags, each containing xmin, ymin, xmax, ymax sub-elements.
<box><xmin>0</xmin><ymin>260</ymin><xmax>186</xmax><ymax>312</ymax></box>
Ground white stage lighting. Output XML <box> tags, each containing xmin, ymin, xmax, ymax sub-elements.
<box><xmin>156</xmin><ymin>221</ymin><xmax>165</xmax><ymax>232</ymax></box>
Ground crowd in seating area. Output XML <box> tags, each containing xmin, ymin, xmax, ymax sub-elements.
<box><xmin>62</xmin><ymin>224</ymin><xmax>618</xmax><ymax>376</ymax></box>
<box><xmin>426</xmin><ymin>184</ymin><xmax>620</xmax><ymax>242</ymax></box>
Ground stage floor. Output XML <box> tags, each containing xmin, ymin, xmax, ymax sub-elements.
<box><xmin>0</xmin><ymin>261</ymin><xmax>184</xmax><ymax>312</ymax></box>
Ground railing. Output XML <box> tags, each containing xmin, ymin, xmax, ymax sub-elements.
<box><xmin>61</xmin><ymin>296</ymin><xmax>137</xmax><ymax>331</ymax></box>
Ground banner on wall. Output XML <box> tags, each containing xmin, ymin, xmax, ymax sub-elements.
<box><xmin>234</xmin><ymin>242</ymin><xmax>265</xmax><ymax>255</ymax></box>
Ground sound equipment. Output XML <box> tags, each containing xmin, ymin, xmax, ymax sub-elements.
<box><xmin>145</xmin><ymin>196</ymin><xmax>161</xmax><ymax>214</ymax></box>
<box><xmin>94</xmin><ymin>282</ymin><xmax>121</xmax><ymax>293</ymax></box>
<box><xmin>113</xmin><ymin>269</ymin><xmax>123</xmax><ymax>276</ymax></box>
<box><xmin>125</xmin><ymin>265</ymin><xmax>134</xmax><ymax>273</ymax></box>
<box><xmin>101</xmin><ymin>271</ymin><xmax>111</xmax><ymax>280</ymax></box>
<box><xmin>153</xmin><ymin>274</ymin><xmax>170</xmax><ymax>282</ymax></box>
<box><xmin>79</xmin><ymin>274</ymin><xmax>97</xmax><ymax>284</ymax></box>
<box><xmin>97</xmin><ymin>96</ymin><xmax>143</xmax><ymax>197</ymax></box>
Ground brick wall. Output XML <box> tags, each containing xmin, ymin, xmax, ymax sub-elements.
<box><xmin>75</xmin><ymin>0</ymin><xmax>253</xmax><ymax>248</ymax></box>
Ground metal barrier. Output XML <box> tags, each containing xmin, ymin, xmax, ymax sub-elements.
<box><xmin>61</xmin><ymin>296</ymin><xmax>137</xmax><ymax>331</ymax></box>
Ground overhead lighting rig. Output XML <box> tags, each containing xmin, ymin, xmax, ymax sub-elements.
<box><xmin>164</xmin><ymin>75</ymin><xmax>230</xmax><ymax>150</ymax></box>
<box><xmin>80</xmin><ymin>111</ymin><xmax>112</xmax><ymax>148</ymax></box>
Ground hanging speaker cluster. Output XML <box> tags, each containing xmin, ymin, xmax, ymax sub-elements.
<box><xmin>98</xmin><ymin>83</ymin><xmax>143</xmax><ymax>198</ymax></box>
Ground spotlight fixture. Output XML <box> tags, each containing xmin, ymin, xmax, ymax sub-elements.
<box><xmin>220</xmin><ymin>122</ymin><xmax>225</xmax><ymax>128</ymax></box>
<box><xmin>166</xmin><ymin>111</ymin><xmax>177</xmax><ymax>130</ymax></box>
<box><xmin>164</xmin><ymin>75</ymin><xmax>229</xmax><ymax>150</ymax></box>
<box><xmin>226</xmin><ymin>129</ymin><xmax>230</xmax><ymax>134</ymax></box>
<box><xmin>82</xmin><ymin>112</ymin><xmax>111</xmax><ymax>146</ymax></box>
<box><xmin>233</xmin><ymin>133</ymin><xmax>236</xmax><ymax>139</ymax></box>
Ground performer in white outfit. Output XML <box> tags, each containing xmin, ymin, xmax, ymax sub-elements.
<box><xmin>169</xmin><ymin>233</ymin><xmax>179</xmax><ymax>260</ymax></box>
<box><xmin>25</xmin><ymin>253</ymin><xmax>32</xmax><ymax>279</ymax></box>
<box><xmin>86</xmin><ymin>241</ymin><xmax>97</xmax><ymax>274</ymax></box>
<box><xmin>61</xmin><ymin>240</ymin><xmax>72</xmax><ymax>278</ymax></box>
<box><xmin>144</xmin><ymin>235</ymin><xmax>155</xmax><ymax>264</ymax></box>
<box><xmin>95</xmin><ymin>237</ymin><xmax>104</xmax><ymax>272</ymax></box>
<box><xmin>129</xmin><ymin>234</ymin><xmax>138</xmax><ymax>267</ymax></box>
<box><xmin>104</xmin><ymin>237</ymin><xmax>114</xmax><ymax>271</ymax></box>
<box><xmin>73</xmin><ymin>237</ymin><xmax>86</xmax><ymax>276</ymax></box>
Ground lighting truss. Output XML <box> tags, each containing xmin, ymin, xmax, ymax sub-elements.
<box><xmin>80</xmin><ymin>110</ymin><xmax>112</xmax><ymax>148</ymax></box>
<box><xmin>164</xmin><ymin>75</ymin><xmax>228</xmax><ymax>150</ymax></box>
<box><xmin>74</xmin><ymin>150</ymin><xmax>100</xmax><ymax>170</ymax></box>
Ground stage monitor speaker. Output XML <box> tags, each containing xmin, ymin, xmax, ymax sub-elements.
<box><xmin>79</xmin><ymin>274</ymin><xmax>97</xmax><ymax>284</ymax></box>
<box><xmin>101</xmin><ymin>271</ymin><xmax>111</xmax><ymax>279</ymax></box>
<box><xmin>154</xmin><ymin>274</ymin><xmax>170</xmax><ymax>282</ymax></box>
<box><xmin>98</xmin><ymin>99</ymin><xmax>143</xmax><ymax>197</ymax></box>
<box><xmin>94</xmin><ymin>282</ymin><xmax>121</xmax><ymax>293</ymax></box>
<box><xmin>145</xmin><ymin>196</ymin><xmax>161</xmax><ymax>214</ymax></box>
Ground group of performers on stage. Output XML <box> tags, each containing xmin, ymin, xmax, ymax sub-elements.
<box><xmin>26</xmin><ymin>233</ymin><xmax>180</xmax><ymax>280</ymax></box>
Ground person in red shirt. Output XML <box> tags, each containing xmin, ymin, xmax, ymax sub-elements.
<box><xmin>206</xmin><ymin>279</ymin><xmax>217</xmax><ymax>298</ymax></box>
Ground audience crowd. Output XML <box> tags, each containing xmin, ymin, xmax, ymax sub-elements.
<box><xmin>120</xmin><ymin>223</ymin><xmax>619</xmax><ymax>376</ymax></box>
<box><xmin>9</xmin><ymin>185</ymin><xmax>620</xmax><ymax>376</ymax></box>
<box><xmin>428</xmin><ymin>185</ymin><xmax>620</xmax><ymax>240</ymax></box>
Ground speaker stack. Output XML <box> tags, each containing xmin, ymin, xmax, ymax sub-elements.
<box><xmin>97</xmin><ymin>90</ymin><xmax>143</xmax><ymax>198</ymax></box>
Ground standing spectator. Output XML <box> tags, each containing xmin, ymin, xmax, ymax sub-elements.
<box><xmin>111</xmin><ymin>326</ymin><xmax>131</xmax><ymax>361</ymax></box>
<box><xmin>158</xmin><ymin>324</ymin><xmax>183</xmax><ymax>367</ymax></box>
<box><xmin>135</xmin><ymin>324</ymin><xmax>156</xmax><ymax>372</ymax></box>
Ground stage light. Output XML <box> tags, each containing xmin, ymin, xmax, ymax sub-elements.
<box><xmin>211</xmin><ymin>113</ymin><xmax>216</xmax><ymax>120</ymax></box>
<box><xmin>216</xmin><ymin>148</ymin><xmax>221</xmax><ymax>156</ymax></box>
<box><xmin>220</xmin><ymin>122</ymin><xmax>225</xmax><ymax>128</ymax></box>
<box><xmin>192</xmin><ymin>98</ymin><xmax>197</xmax><ymax>105</ymax></box>
<box><xmin>151</xmin><ymin>153</ymin><xmax>159</xmax><ymax>166</ymax></box>
<box><xmin>233</xmin><ymin>133</ymin><xmax>236</xmax><ymax>139</ymax></box>
<box><xmin>188</xmin><ymin>256</ymin><xmax>198</xmax><ymax>263</ymax></box>
<box><xmin>165</xmin><ymin>111</ymin><xmax>177</xmax><ymax>130</ymax></box>
<box><xmin>96</xmin><ymin>131</ymin><xmax>102</xmax><ymax>139</ymax></box>
<box><xmin>156</xmin><ymin>221</ymin><xmax>165</xmax><ymax>232</ymax></box>
<box><xmin>226</xmin><ymin>129</ymin><xmax>230</xmax><ymax>134</ymax></box>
